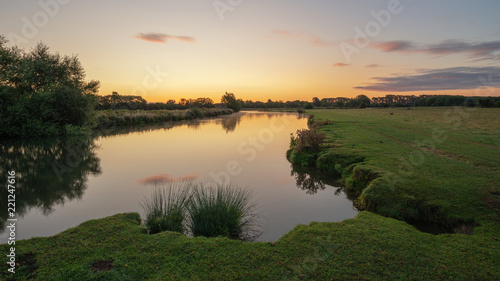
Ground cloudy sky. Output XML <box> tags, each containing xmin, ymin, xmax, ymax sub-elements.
<box><xmin>1</xmin><ymin>0</ymin><xmax>499</xmax><ymax>102</ymax></box>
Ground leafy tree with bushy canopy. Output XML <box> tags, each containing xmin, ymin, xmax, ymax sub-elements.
<box><xmin>0</xmin><ymin>35</ymin><xmax>99</xmax><ymax>138</ymax></box>
<box><xmin>221</xmin><ymin>92</ymin><xmax>242</xmax><ymax>112</ymax></box>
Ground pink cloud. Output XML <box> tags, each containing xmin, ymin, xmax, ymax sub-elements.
<box><xmin>333</xmin><ymin>63</ymin><xmax>349</xmax><ymax>67</ymax></box>
<box><xmin>370</xmin><ymin>39</ymin><xmax>500</xmax><ymax>59</ymax></box>
<box><xmin>371</xmin><ymin>41</ymin><xmax>414</xmax><ymax>52</ymax></box>
<box><xmin>134</xmin><ymin>32</ymin><xmax>195</xmax><ymax>44</ymax></box>
<box><xmin>137</xmin><ymin>173</ymin><xmax>198</xmax><ymax>185</ymax></box>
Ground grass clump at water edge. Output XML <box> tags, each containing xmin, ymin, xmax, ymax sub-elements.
<box><xmin>140</xmin><ymin>181</ymin><xmax>261</xmax><ymax>241</ymax></box>
<box><xmin>140</xmin><ymin>182</ymin><xmax>191</xmax><ymax>234</ymax></box>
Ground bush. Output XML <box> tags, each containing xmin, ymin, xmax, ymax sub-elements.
<box><xmin>289</xmin><ymin>127</ymin><xmax>325</xmax><ymax>153</ymax></box>
<box><xmin>189</xmin><ymin>107</ymin><xmax>204</xmax><ymax>118</ymax></box>
<box><xmin>304</xmin><ymin>103</ymin><xmax>313</xmax><ymax>109</ymax></box>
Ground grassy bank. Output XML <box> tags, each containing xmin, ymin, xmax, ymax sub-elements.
<box><xmin>2</xmin><ymin>107</ymin><xmax>499</xmax><ymax>280</ymax></box>
<box><xmin>0</xmin><ymin>212</ymin><xmax>500</xmax><ymax>280</ymax></box>
<box><xmin>2</xmin><ymin>212</ymin><xmax>499</xmax><ymax>280</ymax></box>
<box><xmin>299</xmin><ymin>108</ymin><xmax>499</xmax><ymax>234</ymax></box>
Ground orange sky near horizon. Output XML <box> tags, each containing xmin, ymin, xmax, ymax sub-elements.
<box><xmin>2</xmin><ymin>1</ymin><xmax>500</xmax><ymax>103</ymax></box>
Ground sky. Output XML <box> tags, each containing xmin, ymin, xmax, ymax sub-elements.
<box><xmin>1</xmin><ymin>0</ymin><xmax>500</xmax><ymax>102</ymax></box>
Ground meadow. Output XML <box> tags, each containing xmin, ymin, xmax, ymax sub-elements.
<box><xmin>1</xmin><ymin>107</ymin><xmax>499</xmax><ymax>280</ymax></box>
<box><xmin>309</xmin><ymin>107</ymin><xmax>499</xmax><ymax>233</ymax></box>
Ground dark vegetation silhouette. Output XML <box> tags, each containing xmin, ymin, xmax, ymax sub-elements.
<box><xmin>0</xmin><ymin>36</ymin><xmax>99</xmax><ymax>138</ymax></box>
<box><xmin>221</xmin><ymin>92</ymin><xmax>242</xmax><ymax>112</ymax></box>
<box><xmin>0</xmin><ymin>137</ymin><xmax>101</xmax><ymax>232</ymax></box>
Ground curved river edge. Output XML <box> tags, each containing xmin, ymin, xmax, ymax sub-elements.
<box><xmin>1</xmin><ymin>108</ymin><xmax>499</xmax><ymax>279</ymax></box>
<box><xmin>288</xmin><ymin>110</ymin><xmax>499</xmax><ymax>236</ymax></box>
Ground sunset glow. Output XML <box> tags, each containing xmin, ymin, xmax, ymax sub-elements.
<box><xmin>2</xmin><ymin>0</ymin><xmax>499</xmax><ymax>102</ymax></box>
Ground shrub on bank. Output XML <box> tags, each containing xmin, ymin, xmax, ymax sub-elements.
<box><xmin>287</xmin><ymin>127</ymin><xmax>326</xmax><ymax>166</ymax></box>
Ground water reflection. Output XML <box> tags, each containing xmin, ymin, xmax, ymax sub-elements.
<box><xmin>137</xmin><ymin>173</ymin><xmax>198</xmax><ymax>185</ymax></box>
<box><xmin>290</xmin><ymin>164</ymin><xmax>346</xmax><ymax>196</ymax></box>
<box><xmin>0</xmin><ymin>137</ymin><xmax>101</xmax><ymax>233</ymax></box>
<box><xmin>94</xmin><ymin>120</ymin><xmax>199</xmax><ymax>138</ymax></box>
<box><xmin>220</xmin><ymin>114</ymin><xmax>242</xmax><ymax>133</ymax></box>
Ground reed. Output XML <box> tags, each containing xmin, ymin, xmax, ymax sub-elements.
<box><xmin>186</xmin><ymin>183</ymin><xmax>260</xmax><ymax>240</ymax></box>
<box><xmin>140</xmin><ymin>182</ymin><xmax>191</xmax><ymax>234</ymax></box>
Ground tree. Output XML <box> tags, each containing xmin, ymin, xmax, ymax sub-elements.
<box><xmin>0</xmin><ymin>36</ymin><xmax>99</xmax><ymax>138</ymax></box>
<box><xmin>312</xmin><ymin>97</ymin><xmax>321</xmax><ymax>107</ymax></box>
<box><xmin>356</xmin><ymin>95</ymin><xmax>371</xmax><ymax>108</ymax></box>
<box><xmin>221</xmin><ymin>92</ymin><xmax>241</xmax><ymax>112</ymax></box>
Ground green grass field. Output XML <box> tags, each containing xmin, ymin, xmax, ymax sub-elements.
<box><xmin>2</xmin><ymin>107</ymin><xmax>499</xmax><ymax>280</ymax></box>
<box><xmin>310</xmin><ymin>107</ymin><xmax>499</xmax><ymax>233</ymax></box>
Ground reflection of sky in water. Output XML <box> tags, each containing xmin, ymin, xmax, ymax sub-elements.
<box><xmin>0</xmin><ymin>112</ymin><xmax>357</xmax><ymax>243</ymax></box>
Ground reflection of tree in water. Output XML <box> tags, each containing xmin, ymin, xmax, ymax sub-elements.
<box><xmin>0</xmin><ymin>137</ymin><xmax>101</xmax><ymax>233</ymax></box>
<box><xmin>186</xmin><ymin>120</ymin><xmax>201</xmax><ymax>130</ymax></box>
<box><xmin>94</xmin><ymin>120</ymin><xmax>184</xmax><ymax>138</ymax></box>
<box><xmin>290</xmin><ymin>164</ymin><xmax>345</xmax><ymax>196</ymax></box>
<box><xmin>221</xmin><ymin>114</ymin><xmax>242</xmax><ymax>133</ymax></box>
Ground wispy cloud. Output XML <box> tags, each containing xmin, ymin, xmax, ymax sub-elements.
<box><xmin>134</xmin><ymin>32</ymin><xmax>195</xmax><ymax>44</ymax></box>
<box><xmin>333</xmin><ymin>62</ymin><xmax>349</xmax><ymax>67</ymax></box>
<box><xmin>355</xmin><ymin>67</ymin><xmax>500</xmax><ymax>92</ymax></box>
<box><xmin>270</xmin><ymin>30</ymin><xmax>336</xmax><ymax>47</ymax></box>
<box><xmin>371</xmin><ymin>41</ymin><xmax>415</xmax><ymax>52</ymax></box>
<box><xmin>371</xmin><ymin>40</ymin><xmax>500</xmax><ymax>59</ymax></box>
<box><xmin>365</xmin><ymin>64</ymin><xmax>381</xmax><ymax>68</ymax></box>
<box><xmin>137</xmin><ymin>173</ymin><xmax>198</xmax><ymax>185</ymax></box>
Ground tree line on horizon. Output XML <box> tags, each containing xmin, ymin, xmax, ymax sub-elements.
<box><xmin>97</xmin><ymin>93</ymin><xmax>500</xmax><ymax>111</ymax></box>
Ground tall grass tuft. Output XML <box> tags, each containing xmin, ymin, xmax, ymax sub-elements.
<box><xmin>140</xmin><ymin>182</ymin><xmax>191</xmax><ymax>234</ymax></box>
<box><xmin>141</xmin><ymin>181</ymin><xmax>261</xmax><ymax>240</ymax></box>
<box><xmin>186</xmin><ymin>183</ymin><xmax>260</xmax><ymax>241</ymax></box>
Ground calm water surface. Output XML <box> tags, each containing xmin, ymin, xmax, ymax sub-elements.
<box><xmin>0</xmin><ymin>112</ymin><xmax>357</xmax><ymax>242</ymax></box>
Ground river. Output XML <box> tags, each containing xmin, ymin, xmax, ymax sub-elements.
<box><xmin>0</xmin><ymin>111</ymin><xmax>357</xmax><ymax>242</ymax></box>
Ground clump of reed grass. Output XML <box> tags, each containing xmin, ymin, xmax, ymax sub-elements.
<box><xmin>140</xmin><ymin>181</ymin><xmax>261</xmax><ymax>241</ymax></box>
<box><xmin>140</xmin><ymin>182</ymin><xmax>191</xmax><ymax>234</ymax></box>
<box><xmin>186</xmin><ymin>183</ymin><xmax>260</xmax><ymax>240</ymax></box>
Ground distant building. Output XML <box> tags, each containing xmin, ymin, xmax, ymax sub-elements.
<box><xmin>214</xmin><ymin>103</ymin><xmax>227</xmax><ymax>109</ymax></box>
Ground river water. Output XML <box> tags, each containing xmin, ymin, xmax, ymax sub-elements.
<box><xmin>0</xmin><ymin>111</ymin><xmax>357</xmax><ymax>242</ymax></box>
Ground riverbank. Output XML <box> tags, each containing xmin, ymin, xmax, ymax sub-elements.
<box><xmin>2</xmin><ymin>211</ymin><xmax>498</xmax><ymax>280</ymax></box>
<box><xmin>1</xmin><ymin>107</ymin><xmax>499</xmax><ymax>280</ymax></box>
<box><xmin>298</xmin><ymin>108</ymin><xmax>499</xmax><ymax>235</ymax></box>
<box><xmin>93</xmin><ymin>108</ymin><xmax>234</xmax><ymax>130</ymax></box>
